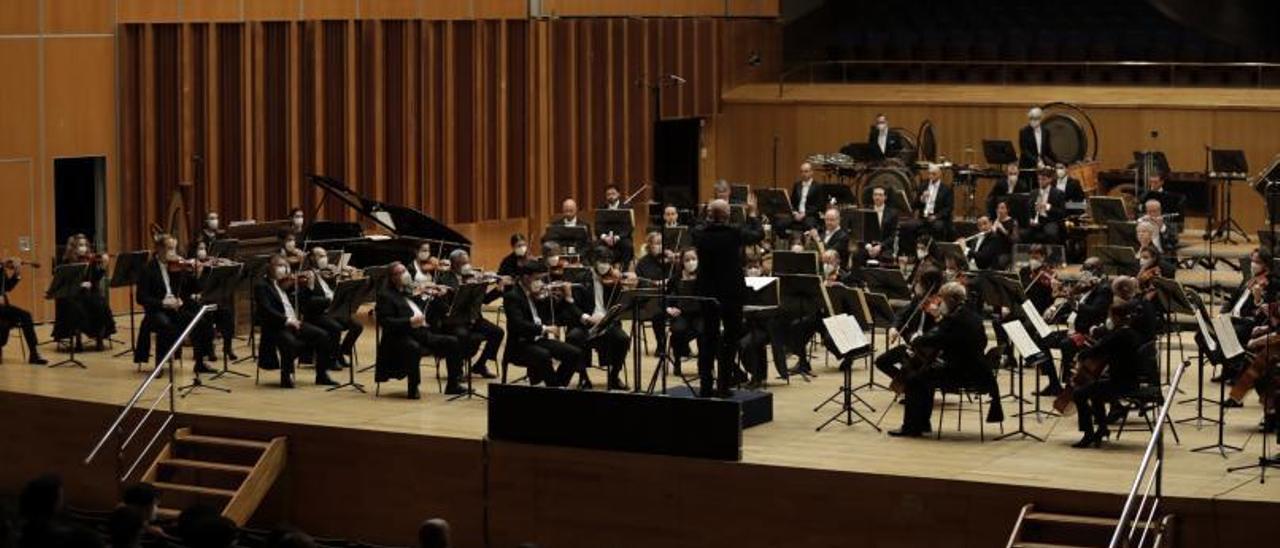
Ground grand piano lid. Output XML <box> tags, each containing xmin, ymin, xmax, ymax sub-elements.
<box><xmin>306</xmin><ymin>174</ymin><xmax>471</xmax><ymax>246</ymax></box>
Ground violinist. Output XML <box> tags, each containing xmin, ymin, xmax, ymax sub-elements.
<box><xmin>436</xmin><ymin>249</ymin><xmax>503</xmax><ymax>381</ymax></box>
<box><xmin>288</xmin><ymin>207</ymin><xmax>306</xmax><ymax>236</ymax></box>
<box><xmin>566</xmin><ymin>246</ymin><xmax>632</xmax><ymax>390</ymax></box>
<box><xmin>1040</xmin><ymin>257</ymin><xmax>1112</xmax><ymax>396</ymax></box>
<box><xmin>661</xmin><ymin>249</ymin><xmax>704</xmax><ymax>377</ymax></box>
<box><xmin>254</xmin><ymin>254</ymin><xmax>337</xmax><ymax>388</ymax></box>
<box><xmin>596</xmin><ymin>184</ymin><xmax>635</xmax><ymax>268</ymax></box>
<box><xmin>1071</xmin><ymin>303</ymin><xmax>1143</xmax><ymax>448</ymax></box>
<box><xmin>634</xmin><ymin>232</ymin><xmax>672</xmax><ymax>284</ymax></box>
<box><xmin>889</xmin><ymin>281</ymin><xmax>1002</xmax><ymax>437</ymax></box>
<box><xmin>1215</xmin><ymin>249</ymin><xmax>1273</xmax><ymax>382</ymax></box>
<box><xmin>53</xmin><ymin>234</ymin><xmax>116</xmax><ymax>350</ymax></box>
<box><xmin>1135</xmin><ymin>221</ymin><xmax>1176</xmax><ymax>278</ymax></box>
<box><xmin>411</xmin><ymin>241</ymin><xmax>438</xmax><ymax>285</ymax></box>
<box><xmin>374</xmin><ymin>261</ymin><xmax>465</xmax><ymax>398</ymax></box>
<box><xmin>277</xmin><ymin>230</ymin><xmax>306</xmax><ymax>270</ymax></box>
<box><xmin>300</xmin><ymin>247</ymin><xmax>363</xmax><ymax>370</ymax></box>
<box><xmin>189</xmin><ymin>240</ymin><xmax>237</xmax><ymax>362</ymax></box>
<box><xmin>1025</xmin><ymin>169</ymin><xmax>1066</xmax><ymax>245</ymax></box>
<box><xmin>497</xmin><ymin>234</ymin><xmax>529</xmax><ymax>278</ymax></box>
<box><xmin>807</xmin><ymin>207</ymin><xmax>850</xmax><ymax>267</ymax></box>
<box><xmin>500</xmin><ymin>262</ymin><xmax>584</xmax><ymax>387</ymax></box>
<box><xmin>1228</xmin><ymin>288</ymin><xmax>1280</xmax><ymax>416</ymax></box>
<box><xmin>874</xmin><ymin>267</ymin><xmax>943</xmax><ymax>383</ymax></box>
<box><xmin>1135</xmin><ymin>246</ymin><xmax>1172</xmax><ymax>299</ymax></box>
<box><xmin>192</xmin><ymin>211</ymin><xmax>224</xmax><ymax>254</ymax></box>
<box><xmin>1019</xmin><ymin>244</ymin><xmax>1056</xmax><ymax>312</ymax></box>
<box><xmin>134</xmin><ymin>236</ymin><xmax>211</xmax><ymax>373</ymax></box>
<box><xmin>0</xmin><ymin>256</ymin><xmax>48</xmax><ymax>364</ymax></box>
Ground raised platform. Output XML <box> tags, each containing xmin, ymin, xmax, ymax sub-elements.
<box><xmin>0</xmin><ymin>302</ymin><xmax>1277</xmax><ymax>546</ymax></box>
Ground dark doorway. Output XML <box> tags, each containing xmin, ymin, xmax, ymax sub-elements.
<box><xmin>54</xmin><ymin>157</ymin><xmax>106</xmax><ymax>247</ymax></box>
<box><xmin>653</xmin><ymin>117</ymin><xmax>702</xmax><ymax>209</ymax></box>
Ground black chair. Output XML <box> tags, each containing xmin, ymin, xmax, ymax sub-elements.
<box><xmin>1115</xmin><ymin>341</ymin><xmax>1181</xmax><ymax>444</ymax></box>
<box><xmin>934</xmin><ymin>348</ymin><xmax>1005</xmax><ymax>442</ymax></box>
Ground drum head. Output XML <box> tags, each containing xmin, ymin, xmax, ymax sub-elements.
<box><xmin>917</xmin><ymin>120</ymin><xmax>938</xmax><ymax>163</ymax></box>
<box><xmin>860</xmin><ymin>168</ymin><xmax>913</xmax><ymax>211</ymax></box>
<box><xmin>1043</xmin><ymin>113</ymin><xmax>1088</xmax><ymax>165</ymax></box>
<box><xmin>889</xmin><ymin>127</ymin><xmax>917</xmax><ymax>164</ymax></box>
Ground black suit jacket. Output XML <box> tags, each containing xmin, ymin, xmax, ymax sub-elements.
<box><xmin>375</xmin><ymin>288</ymin><xmax>422</xmax><ymax>379</ymax></box>
<box><xmin>634</xmin><ymin>254</ymin><xmax>669</xmax><ymax>284</ymax></box>
<box><xmin>790</xmin><ymin>180</ymin><xmax>824</xmax><ymax>220</ymax></box>
<box><xmin>136</xmin><ymin>261</ymin><xmax>188</xmax><ymax>314</ymax></box>
<box><xmin>914</xmin><ymin>181</ymin><xmax>954</xmax><ymax>221</ymax></box>
<box><xmin>1018</xmin><ymin>124</ymin><xmax>1055</xmax><ymax>168</ymax></box>
<box><xmin>1030</xmin><ymin>186</ymin><xmax>1067</xmax><ymax>224</ymax></box>
<box><xmin>692</xmin><ymin>221</ymin><xmax>747</xmax><ymax>306</ymax></box>
<box><xmin>968</xmin><ymin>231</ymin><xmax>1010</xmax><ymax>271</ymax></box>
<box><xmin>1080</xmin><ymin>325</ymin><xmax>1141</xmax><ymax>389</ymax></box>
<box><xmin>986</xmin><ymin>177</ymin><xmax>1028</xmax><ymax>218</ymax></box>
<box><xmin>818</xmin><ymin>226</ymin><xmax>851</xmax><ymax>265</ymax></box>
<box><xmin>1073</xmin><ymin>284</ymin><xmax>1113</xmax><ymax>333</ymax></box>
<box><xmin>253</xmin><ymin>279</ymin><xmax>298</xmax><ymax>333</ymax></box>
<box><xmin>867</xmin><ymin>125</ymin><xmax>902</xmax><ymax>160</ymax></box>
<box><xmin>914</xmin><ymin>305</ymin><xmax>988</xmax><ymax>374</ymax></box>
<box><xmin>1055</xmin><ymin>177</ymin><xmax>1086</xmax><ymax>204</ymax></box>
<box><xmin>869</xmin><ymin>207</ymin><xmax>899</xmax><ymax>250</ymax></box>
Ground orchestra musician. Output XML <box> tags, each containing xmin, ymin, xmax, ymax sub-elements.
<box><xmin>1019</xmin><ymin>244</ymin><xmax>1056</xmax><ymax>313</ymax></box>
<box><xmin>1052</xmin><ymin>163</ymin><xmax>1087</xmax><ymax>204</ymax></box>
<box><xmin>854</xmin><ymin>186</ymin><xmax>899</xmax><ymax>267</ymax></box>
<box><xmin>961</xmin><ymin>215</ymin><xmax>1011</xmax><ymax>271</ymax></box>
<box><xmin>596</xmin><ymin>184</ymin><xmax>635</xmax><ymax>268</ymax></box>
<box><xmin>375</xmin><ymin>262</ymin><xmax>461</xmax><ymax>398</ymax></box>
<box><xmin>1025</xmin><ymin>169</ymin><xmax>1066</xmax><ymax>245</ymax></box>
<box><xmin>913</xmin><ymin>164</ymin><xmax>954</xmax><ymax>240</ymax></box>
<box><xmin>53</xmin><ymin>234</ymin><xmax>116</xmax><ymax>350</ymax></box>
<box><xmin>1071</xmin><ymin>303</ymin><xmax>1143</xmax><ymax>448</ymax></box>
<box><xmin>1040</xmin><ymin>257</ymin><xmax>1112</xmax><ymax>396</ymax></box>
<box><xmin>411</xmin><ymin>241</ymin><xmax>438</xmax><ymax>285</ymax></box>
<box><xmin>663</xmin><ymin>249</ymin><xmax>704</xmax><ymax>377</ymax></box>
<box><xmin>660</xmin><ymin>205</ymin><xmax>682</xmax><ymax>229</ymax></box>
<box><xmin>299</xmin><ymin>247</ymin><xmax>363</xmax><ymax>370</ymax></box>
<box><xmin>987</xmin><ymin>164</ymin><xmax>1027</xmax><ymax>219</ymax></box>
<box><xmin>808</xmin><ymin>207</ymin><xmax>851</xmax><ymax>267</ymax></box>
<box><xmin>875</xmin><ymin>267</ymin><xmax>943</xmax><ymax>382</ymax></box>
<box><xmin>276</xmin><ymin>230</ymin><xmax>306</xmax><ymax>269</ymax></box>
<box><xmin>288</xmin><ymin>207</ymin><xmax>306</xmax><ymax>236</ymax></box>
<box><xmin>1138</xmin><ymin>200</ymin><xmax>1178</xmax><ymax>255</ymax></box>
<box><xmin>551</xmin><ymin>199</ymin><xmax>592</xmax><ymax>255</ymax></box>
<box><xmin>0</xmin><ymin>256</ymin><xmax>48</xmax><ymax>364</ymax></box>
<box><xmin>692</xmin><ymin>199</ymin><xmax>750</xmax><ymax>397</ymax></box>
<box><xmin>888</xmin><ymin>281</ymin><xmax>1002</xmax><ymax>437</ymax></box>
<box><xmin>190</xmin><ymin>240</ymin><xmax>238</xmax><ymax>362</ymax></box>
<box><xmin>254</xmin><ymin>254</ymin><xmax>337</xmax><ymax>388</ymax></box>
<box><xmin>134</xmin><ymin>236</ymin><xmax>210</xmax><ymax>372</ymax></box>
<box><xmin>787</xmin><ymin>163</ymin><xmax>824</xmax><ymax>235</ymax></box>
<box><xmin>740</xmin><ymin>258</ymin><xmax>791</xmax><ymax>383</ymax></box>
<box><xmin>565</xmin><ymin>247</ymin><xmax>632</xmax><ymax>390</ymax></box>
<box><xmin>1019</xmin><ymin>107</ymin><xmax>1055</xmax><ymax>182</ymax></box>
<box><xmin>867</xmin><ymin>113</ymin><xmax>902</xmax><ymax>162</ymax></box>
<box><xmin>436</xmin><ymin>249</ymin><xmax>503</xmax><ymax>382</ymax></box>
<box><xmin>501</xmin><ymin>261</ymin><xmax>584</xmax><ymax>388</ymax></box>
<box><xmin>192</xmin><ymin>211</ymin><xmax>224</xmax><ymax>254</ymax></box>
<box><xmin>497</xmin><ymin>234</ymin><xmax>529</xmax><ymax>278</ymax></box>
<box><xmin>634</xmin><ymin>232</ymin><xmax>672</xmax><ymax>284</ymax></box>
<box><xmin>1137</xmin><ymin>173</ymin><xmax>1175</xmax><ymax>211</ymax></box>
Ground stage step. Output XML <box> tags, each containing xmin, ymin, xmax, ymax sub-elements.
<box><xmin>1006</xmin><ymin>504</ymin><xmax>1175</xmax><ymax>548</ymax></box>
<box><xmin>1011</xmin><ymin>543</ymin><xmax>1094</xmax><ymax>548</ymax></box>
<box><xmin>1025</xmin><ymin>511</ymin><xmax>1119</xmax><ymax>528</ymax></box>
<box><xmin>141</xmin><ymin>427</ymin><xmax>287</xmax><ymax>527</ymax></box>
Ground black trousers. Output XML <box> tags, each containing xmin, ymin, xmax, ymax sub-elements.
<box><xmin>567</xmin><ymin>323</ymin><xmax>630</xmax><ymax>381</ymax></box>
<box><xmin>447</xmin><ymin>317</ymin><xmax>503</xmax><ymax>368</ymax></box>
<box><xmin>901</xmin><ymin>366</ymin><xmax>993</xmax><ymax>431</ymax></box>
<box><xmin>134</xmin><ymin>308</ymin><xmax>192</xmax><ymax>366</ymax></box>
<box><xmin>508</xmin><ymin>338</ymin><xmax>582</xmax><ymax>387</ymax></box>
<box><xmin>740</xmin><ymin>316</ymin><xmax>787</xmax><ymax>382</ymax></box>
<box><xmin>874</xmin><ymin>345</ymin><xmax>910</xmax><ymax>381</ymax></box>
<box><xmin>0</xmin><ymin>304</ymin><xmax>39</xmax><ymax>356</ymax></box>
<box><xmin>411</xmin><ymin>327</ymin><xmax>463</xmax><ymax>384</ymax></box>
<box><xmin>275</xmin><ymin>322</ymin><xmax>334</xmax><ymax>379</ymax></box>
<box><xmin>310</xmin><ymin>315</ymin><xmax>364</xmax><ymax>357</ymax></box>
<box><xmin>697</xmin><ymin>301</ymin><xmax>744</xmax><ymax>394</ymax></box>
<box><xmin>210</xmin><ymin>302</ymin><xmax>236</xmax><ymax>353</ymax></box>
<box><xmin>1074</xmin><ymin>380</ymin><xmax>1132</xmax><ymax>433</ymax></box>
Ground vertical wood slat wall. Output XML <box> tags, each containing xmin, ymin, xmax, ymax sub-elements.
<box><xmin>118</xmin><ymin>17</ymin><xmax>753</xmax><ymax>252</ymax></box>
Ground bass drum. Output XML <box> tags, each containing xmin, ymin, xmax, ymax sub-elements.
<box><xmin>860</xmin><ymin>167</ymin><xmax>915</xmax><ymax>211</ymax></box>
<box><xmin>1040</xmin><ymin>102</ymin><xmax>1098</xmax><ymax>165</ymax></box>
<box><xmin>889</xmin><ymin>126</ymin><xmax>918</xmax><ymax>165</ymax></box>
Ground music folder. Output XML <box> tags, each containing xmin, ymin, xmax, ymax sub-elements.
<box><xmin>199</xmin><ymin>264</ymin><xmax>243</xmax><ymax>303</ymax></box>
<box><xmin>1194</xmin><ymin>308</ymin><xmax>1217</xmax><ymax>353</ymax></box>
<box><xmin>594</xmin><ymin>208</ymin><xmax>635</xmax><ymax>238</ymax></box>
<box><xmin>1088</xmin><ymin>196</ymin><xmax>1127</xmax><ymax>224</ymax></box>
<box><xmin>543</xmin><ymin>224</ymin><xmax>591</xmax><ymax>254</ymax></box>
<box><xmin>861</xmin><ymin>291</ymin><xmax>896</xmax><ymax>326</ymax></box>
<box><xmin>754</xmin><ymin>188</ymin><xmax>792</xmax><ymax>219</ymax></box>
<box><xmin>1020</xmin><ymin>299</ymin><xmax>1053</xmax><ymax>339</ymax></box>
<box><xmin>1211</xmin><ymin>314</ymin><xmax>1245</xmax><ymax>360</ymax></box>
<box><xmin>823</xmin><ymin>314</ymin><xmax>870</xmax><ymax>357</ymax></box>
<box><xmin>1150</xmin><ymin>278</ymin><xmax>1193</xmax><ymax>315</ymax></box>
<box><xmin>772</xmin><ymin>250</ymin><xmax>820</xmax><ymax>276</ymax></box>
<box><xmin>1094</xmin><ymin>245</ymin><xmax>1140</xmax><ymax>276</ymax></box>
<box><xmin>977</xmin><ymin>271</ymin><xmax>1024</xmax><ymax>311</ymax></box>
<box><xmin>109</xmin><ymin>250</ymin><xmax>151</xmax><ymax>289</ymax></box>
<box><xmin>861</xmin><ymin>268</ymin><xmax>911</xmax><ymax>300</ymax></box>
<box><xmin>841</xmin><ymin>208</ymin><xmax>880</xmax><ymax>244</ymax></box>
<box><xmin>327</xmin><ymin>278</ymin><xmax>369</xmax><ymax>317</ymax></box>
<box><xmin>208</xmin><ymin>238</ymin><xmax>239</xmax><ymax>259</ymax></box>
<box><xmin>1001</xmin><ymin>320</ymin><xmax>1043</xmax><ymax>360</ymax></box>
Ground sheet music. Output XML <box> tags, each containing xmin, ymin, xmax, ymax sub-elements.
<box><xmin>1021</xmin><ymin>299</ymin><xmax>1052</xmax><ymax>338</ymax></box>
<box><xmin>1065</xmin><ymin>311</ymin><xmax>1077</xmax><ymax>328</ymax></box>
<box><xmin>1211</xmin><ymin>314</ymin><xmax>1243</xmax><ymax>359</ymax></box>
<box><xmin>337</xmin><ymin>252</ymin><xmax>352</xmax><ymax>271</ymax></box>
<box><xmin>1001</xmin><ymin>320</ymin><xmax>1042</xmax><ymax>359</ymax></box>
<box><xmin>745</xmin><ymin>276</ymin><xmax>778</xmax><ymax>292</ymax></box>
<box><xmin>823</xmin><ymin>313</ymin><xmax>869</xmax><ymax>355</ymax></box>
<box><xmin>1195</xmin><ymin>310</ymin><xmax>1217</xmax><ymax>353</ymax></box>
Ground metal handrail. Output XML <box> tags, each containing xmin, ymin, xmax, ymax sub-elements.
<box><xmin>1108</xmin><ymin>359</ymin><xmax>1188</xmax><ymax>548</ymax></box>
<box><xmin>777</xmin><ymin>59</ymin><xmax>1280</xmax><ymax>96</ymax></box>
<box><xmin>84</xmin><ymin>305</ymin><xmax>214</xmax><ymax>474</ymax></box>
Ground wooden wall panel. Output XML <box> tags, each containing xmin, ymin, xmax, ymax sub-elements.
<box><xmin>184</xmin><ymin>0</ymin><xmax>243</xmax><ymax>22</ymax></box>
<box><xmin>0</xmin><ymin>0</ymin><xmax>39</xmax><ymax>35</ymax></box>
<box><xmin>0</xmin><ymin>40</ymin><xmax>39</xmax><ymax>158</ymax></box>
<box><xmin>43</xmin><ymin>0</ymin><xmax>114</xmax><ymax>33</ymax></box>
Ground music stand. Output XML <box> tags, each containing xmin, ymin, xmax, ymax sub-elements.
<box><xmin>319</xmin><ymin>278</ymin><xmax>368</xmax><ymax>392</ymax></box>
<box><xmin>814</xmin><ymin>312</ymin><xmax>877</xmax><ymax>432</ymax></box>
<box><xmin>198</xmin><ymin>264</ymin><xmax>245</xmax><ymax>382</ymax></box>
<box><xmin>176</xmin><ymin>301</ymin><xmax>233</xmax><ymax>398</ymax></box>
<box><xmin>861</xmin><ymin>268</ymin><xmax>911</xmax><ymax>300</ymax></box>
<box><xmin>444</xmin><ymin>282</ymin><xmax>489</xmax><ymax>401</ymax></box>
<box><xmin>773</xmin><ymin>250</ymin><xmax>820</xmax><ymax>276</ymax></box>
<box><xmin>356</xmin><ymin>265</ymin><xmax>390</xmax><ymax>373</ymax></box>
<box><xmin>932</xmin><ymin>242</ymin><xmax>966</xmax><ymax>266</ymax></box>
<box><xmin>208</xmin><ymin>239</ymin><xmax>239</xmax><ymax>259</ymax></box>
<box><xmin>109</xmin><ymin>251</ymin><xmax>151</xmax><ymax>358</ymax></box>
<box><xmin>995</xmin><ymin>320</ymin><xmax>1047</xmax><ymax>443</ymax></box>
<box><xmin>1088</xmin><ymin>196</ymin><xmax>1128</xmax><ymax>224</ymax></box>
<box><xmin>729</xmin><ymin>205</ymin><xmax>747</xmax><ymax>225</ymax></box>
<box><xmin>233</xmin><ymin>255</ymin><xmax>273</xmax><ymax>365</ymax></box>
<box><xmin>1094</xmin><ymin>245</ymin><xmax>1140</xmax><ymax>276</ymax></box>
<box><xmin>1208</xmin><ymin>149</ymin><xmax>1250</xmax><ymax>243</ymax></box>
<box><xmin>543</xmin><ymin>225</ymin><xmax>591</xmax><ymax>257</ymax></box>
<box><xmin>661</xmin><ymin>226</ymin><xmax>690</xmax><ymax>252</ymax></box>
<box><xmin>594</xmin><ymin>208</ymin><xmax>634</xmax><ymax>241</ymax></box>
<box><xmin>729</xmin><ymin>184</ymin><xmax>750</xmax><ymax>205</ymax></box>
<box><xmin>46</xmin><ymin>263</ymin><xmax>89</xmax><ymax>369</ymax></box>
<box><xmin>982</xmin><ymin>140</ymin><xmax>1017</xmax><ymax>165</ymax></box>
<box><xmin>822</xmin><ymin>184</ymin><xmax>856</xmax><ymax>207</ymax></box>
<box><xmin>754</xmin><ymin>188</ymin><xmax>792</xmax><ymax>221</ymax></box>
<box><xmin>842</xmin><ymin>209</ymin><xmax>880</xmax><ymax>244</ymax></box>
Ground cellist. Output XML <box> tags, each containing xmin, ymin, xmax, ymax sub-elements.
<box><xmin>1070</xmin><ymin>302</ymin><xmax>1143</xmax><ymax>448</ymax></box>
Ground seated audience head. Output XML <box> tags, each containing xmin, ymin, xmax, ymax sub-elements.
<box><xmin>121</xmin><ymin>483</ymin><xmax>160</xmax><ymax>523</ymax></box>
<box><xmin>188</xmin><ymin>515</ymin><xmax>237</xmax><ymax>548</ymax></box>
<box><xmin>19</xmin><ymin>474</ymin><xmax>63</xmax><ymax>522</ymax></box>
<box><xmin>107</xmin><ymin>505</ymin><xmax>145</xmax><ymax>548</ymax></box>
<box><xmin>175</xmin><ymin>504</ymin><xmax>219</xmax><ymax>544</ymax></box>
<box><xmin>266</xmin><ymin>527</ymin><xmax>318</xmax><ymax>548</ymax></box>
<box><xmin>417</xmin><ymin>518</ymin><xmax>451</xmax><ymax>548</ymax></box>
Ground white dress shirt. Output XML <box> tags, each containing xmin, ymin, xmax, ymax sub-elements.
<box><xmin>924</xmin><ymin>181</ymin><xmax>941</xmax><ymax>217</ymax></box>
<box><xmin>798</xmin><ymin>180</ymin><xmax>813</xmax><ymax>213</ymax></box>
<box><xmin>274</xmin><ymin>282</ymin><xmax>297</xmax><ymax>322</ymax></box>
<box><xmin>1056</xmin><ymin>176</ymin><xmax>1069</xmax><ymax>193</ymax></box>
<box><xmin>1033</xmin><ymin>126</ymin><xmax>1043</xmax><ymax>154</ymax></box>
<box><xmin>877</xmin><ymin>130</ymin><xmax>888</xmax><ymax>153</ymax></box>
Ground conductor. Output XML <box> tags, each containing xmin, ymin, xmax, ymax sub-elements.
<box><xmin>692</xmin><ymin>199</ymin><xmax>747</xmax><ymax>397</ymax></box>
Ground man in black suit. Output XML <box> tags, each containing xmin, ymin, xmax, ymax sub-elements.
<box><xmin>595</xmin><ymin>184</ymin><xmax>635</xmax><ymax>268</ymax></box>
<box><xmin>809</xmin><ymin>207</ymin><xmax>851</xmax><ymax>267</ymax></box>
<box><xmin>254</xmin><ymin>254</ymin><xmax>337</xmax><ymax>388</ymax></box>
<box><xmin>134</xmin><ymin>236</ymin><xmax>206</xmax><ymax>371</ymax></box>
<box><xmin>501</xmin><ymin>262</ymin><xmax>583</xmax><ymax>387</ymax></box>
<box><xmin>547</xmin><ymin>198</ymin><xmax>592</xmax><ymax>256</ymax></box>
<box><xmin>1</xmin><ymin>258</ymin><xmax>47</xmax><ymax>364</ymax></box>
<box><xmin>889</xmin><ymin>282</ymin><xmax>1001</xmax><ymax>436</ymax></box>
<box><xmin>1018</xmin><ymin>107</ymin><xmax>1055</xmax><ymax>188</ymax></box>
<box><xmin>1137</xmin><ymin>173</ymin><xmax>1176</xmax><ymax>213</ymax></box>
<box><xmin>298</xmin><ymin>247</ymin><xmax>363</xmax><ymax>370</ymax></box>
<box><xmin>854</xmin><ymin>186</ymin><xmax>899</xmax><ymax>266</ymax></box>
<box><xmin>964</xmin><ymin>216</ymin><xmax>1012</xmax><ymax>271</ymax></box>
<box><xmin>867</xmin><ymin>113</ymin><xmax>902</xmax><ymax>162</ymax></box>
<box><xmin>913</xmin><ymin>164</ymin><xmax>954</xmax><ymax>240</ymax></box>
<box><xmin>986</xmin><ymin>164</ymin><xmax>1026</xmax><ymax>219</ymax></box>
<box><xmin>374</xmin><ymin>263</ymin><xmax>426</xmax><ymax>399</ymax></box>
<box><xmin>1040</xmin><ymin>257</ymin><xmax>1113</xmax><ymax>395</ymax></box>
<box><xmin>1025</xmin><ymin>169</ymin><xmax>1067</xmax><ymax>245</ymax></box>
<box><xmin>787</xmin><ymin>162</ymin><xmax>823</xmax><ymax>235</ymax></box>
<box><xmin>566</xmin><ymin>247</ymin><xmax>632</xmax><ymax>390</ymax></box>
<box><xmin>1138</xmin><ymin>199</ymin><xmax>1179</xmax><ymax>255</ymax></box>
<box><xmin>692</xmin><ymin>199</ymin><xmax>749</xmax><ymax>397</ymax></box>
<box><xmin>1052</xmin><ymin>163</ymin><xmax>1086</xmax><ymax>204</ymax></box>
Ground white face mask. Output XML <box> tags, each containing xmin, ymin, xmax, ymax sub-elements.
<box><xmin>399</xmin><ymin>271</ymin><xmax>413</xmax><ymax>290</ymax></box>
<box><xmin>823</xmin><ymin>263</ymin><xmax>837</xmax><ymax>275</ymax></box>
<box><xmin>275</xmin><ymin>265</ymin><xmax>289</xmax><ymax>279</ymax></box>
<box><xmin>317</xmin><ymin>257</ymin><xmax>329</xmax><ymax>269</ymax></box>
<box><xmin>917</xmin><ymin>249</ymin><xmax>928</xmax><ymax>260</ymax></box>
<box><xmin>1028</xmin><ymin>259</ymin><xmax>1042</xmax><ymax>270</ymax></box>
<box><xmin>530</xmin><ymin>279</ymin><xmax>545</xmax><ymax>294</ymax></box>
<box><xmin>77</xmin><ymin>245</ymin><xmax>88</xmax><ymax>255</ymax></box>
<box><xmin>284</xmin><ymin>241</ymin><xmax>297</xmax><ymax>252</ymax></box>
<box><xmin>514</xmin><ymin>245</ymin><xmax>527</xmax><ymax>257</ymax></box>
<box><xmin>746</xmin><ymin>267</ymin><xmax>762</xmax><ymax>277</ymax></box>
<box><xmin>1055</xmin><ymin>168</ymin><xmax>1067</xmax><ymax>179</ymax></box>
<box><xmin>1105</xmin><ymin>318</ymin><xmax>1115</xmax><ymax>331</ymax></box>
<box><xmin>417</xmin><ymin>250</ymin><xmax>431</xmax><ymax>261</ymax></box>
<box><xmin>595</xmin><ymin>263</ymin><xmax>612</xmax><ymax>276</ymax></box>
<box><xmin>938</xmin><ymin>301</ymin><xmax>951</xmax><ymax>316</ymax></box>
<box><xmin>684</xmin><ymin>260</ymin><xmax>698</xmax><ymax>273</ymax></box>
<box><xmin>207</xmin><ymin>219</ymin><xmax>219</xmax><ymax>230</ymax></box>
<box><xmin>196</xmin><ymin>249</ymin><xmax>208</xmax><ymax>260</ymax></box>
<box><xmin>292</xmin><ymin>215</ymin><xmax>304</xmax><ymax>227</ymax></box>
<box><xmin>1142</xmin><ymin>258</ymin><xmax>1155</xmax><ymax>268</ymax></box>
<box><xmin>460</xmin><ymin>264</ymin><xmax>474</xmax><ymax>276</ymax></box>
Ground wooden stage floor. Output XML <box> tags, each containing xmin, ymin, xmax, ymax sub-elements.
<box><xmin>4</xmin><ymin>266</ymin><xmax>1279</xmax><ymax>510</ymax></box>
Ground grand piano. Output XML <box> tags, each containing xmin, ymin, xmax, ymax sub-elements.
<box><xmin>300</xmin><ymin>174</ymin><xmax>471</xmax><ymax>267</ymax></box>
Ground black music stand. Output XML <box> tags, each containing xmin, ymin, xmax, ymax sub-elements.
<box><xmin>325</xmin><ymin>278</ymin><xmax>370</xmax><ymax>393</ymax></box>
<box><xmin>729</xmin><ymin>184</ymin><xmax>750</xmax><ymax>205</ymax></box>
<box><xmin>208</xmin><ymin>239</ymin><xmax>239</xmax><ymax>259</ymax></box>
<box><xmin>1180</xmin><ymin>300</ymin><xmax>1238</xmax><ymax>458</ymax></box>
<box><xmin>357</xmin><ymin>265</ymin><xmax>390</xmax><ymax>373</ymax></box>
<box><xmin>1087</xmin><ymin>196</ymin><xmax>1128</xmax><ymax>224</ymax></box>
<box><xmin>1208</xmin><ymin>149</ymin><xmax>1250</xmax><ymax>243</ymax></box>
<box><xmin>995</xmin><ymin>320</ymin><xmax>1047</xmax><ymax>443</ymax></box>
<box><xmin>977</xmin><ymin>271</ymin><xmax>1032</xmax><ymax>405</ymax></box>
<box><xmin>46</xmin><ymin>263</ymin><xmax>89</xmax><ymax>369</ymax></box>
<box><xmin>613</xmin><ymin>287</ymin><xmax>663</xmax><ymax>392</ymax></box>
<box><xmin>823</xmin><ymin>184</ymin><xmax>856</xmax><ymax>207</ymax></box>
<box><xmin>233</xmin><ymin>255</ymin><xmax>273</xmax><ymax>365</ymax></box>
<box><xmin>1106</xmin><ymin>221</ymin><xmax>1140</xmax><ymax>249</ymax></box>
<box><xmin>661</xmin><ymin>226</ymin><xmax>690</xmax><ymax>252</ymax></box>
<box><xmin>755</xmin><ymin>188</ymin><xmax>792</xmax><ymax>221</ymax></box>
<box><xmin>861</xmin><ymin>268</ymin><xmax>911</xmax><ymax>300</ymax></box>
<box><xmin>778</xmin><ymin>274</ymin><xmax>827</xmax><ymax>381</ymax></box>
<box><xmin>932</xmin><ymin>242</ymin><xmax>966</xmax><ymax>266</ymax></box>
<box><xmin>445</xmin><ymin>282</ymin><xmax>489</xmax><ymax>401</ymax></box>
<box><xmin>814</xmin><ymin>313</ymin><xmax>877</xmax><ymax>432</ymax></box>
<box><xmin>841</xmin><ymin>209</ymin><xmax>880</xmax><ymax>244</ymax></box>
<box><xmin>773</xmin><ymin>250</ymin><xmax>820</xmax><ymax>276</ymax></box>
<box><xmin>1094</xmin><ymin>245</ymin><xmax>1140</xmax><ymax>276</ymax></box>
<box><xmin>1150</xmin><ymin>278</ymin><xmax>1193</xmax><ymax>390</ymax></box>
<box><xmin>544</xmin><ymin>224</ymin><xmax>590</xmax><ymax>257</ymax></box>
<box><xmin>982</xmin><ymin>140</ymin><xmax>1017</xmax><ymax>166</ymax></box>
<box><xmin>177</xmin><ymin>301</ymin><xmax>233</xmax><ymax>398</ymax></box>
<box><xmin>109</xmin><ymin>251</ymin><xmax>151</xmax><ymax>358</ymax></box>
<box><xmin>854</xmin><ymin>290</ymin><xmax>897</xmax><ymax>393</ymax></box>
<box><xmin>199</xmin><ymin>264</ymin><xmax>245</xmax><ymax>382</ymax></box>
<box><xmin>594</xmin><ymin>209</ymin><xmax>634</xmax><ymax>244</ymax></box>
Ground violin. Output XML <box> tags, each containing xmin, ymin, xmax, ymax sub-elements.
<box><xmin>1053</xmin><ymin>335</ymin><xmax>1106</xmax><ymax>415</ymax></box>
<box><xmin>2</xmin><ymin>257</ymin><xmax>40</xmax><ymax>269</ymax></box>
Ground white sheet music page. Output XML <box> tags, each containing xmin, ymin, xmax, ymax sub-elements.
<box><xmin>1002</xmin><ymin>320</ymin><xmax>1042</xmax><ymax>359</ymax></box>
<box><xmin>1021</xmin><ymin>299</ymin><xmax>1053</xmax><ymax>338</ymax></box>
<box><xmin>1195</xmin><ymin>310</ymin><xmax>1217</xmax><ymax>353</ymax></box>
<box><xmin>823</xmin><ymin>313</ymin><xmax>869</xmax><ymax>355</ymax></box>
<box><xmin>745</xmin><ymin>276</ymin><xmax>777</xmax><ymax>292</ymax></box>
<box><xmin>1211</xmin><ymin>314</ymin><xmax>1243</xmax><ymax>359</ymax></box>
